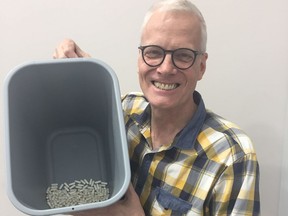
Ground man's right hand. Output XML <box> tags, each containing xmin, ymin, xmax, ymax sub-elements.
<box><xmin>53</xmin><ymin>39</ymin><xmax>91</xmax><ymax>59</ymax></box>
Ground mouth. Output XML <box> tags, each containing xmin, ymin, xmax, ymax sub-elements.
<box><xmin>152</xmin><ymin>81</ymin><xmax>179</xmax><ymax>90</ymax></box>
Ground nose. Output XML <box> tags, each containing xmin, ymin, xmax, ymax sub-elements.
<box><xmin>157</xmin><ymin>54</ymin><xmax>177</xmax><ymax>75</ymax></box>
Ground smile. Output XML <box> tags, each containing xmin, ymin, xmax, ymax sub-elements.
<box><xmin>153</xmin><ymin>81</ymin><xmax>179</xmax><ymax>90</ymax></box>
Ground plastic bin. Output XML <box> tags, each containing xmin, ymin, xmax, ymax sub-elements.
<box><xmin>3</xmin><ymin>58</ymin><xmax>130</xmax><ymax>215</ymax></box>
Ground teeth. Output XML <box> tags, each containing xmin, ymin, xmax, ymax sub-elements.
<box><xmin>153</xmin><ymin>81</ymin><xmax>178</xmax><ymax>90</ymax></box>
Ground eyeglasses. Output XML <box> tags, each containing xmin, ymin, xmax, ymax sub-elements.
<box><xmin>138</xmin><ymin>45</ymin><xmax>203</xmax><ymax>70</ymax></box>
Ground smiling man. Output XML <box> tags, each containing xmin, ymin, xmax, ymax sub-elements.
<box><xmin>54</xmin><ymin>0</ymin><xmax>260</xmax><ymax>215</ymax></box>
<box><xmin>136</xmin><ymin>8</ymin><xmax>207</xmax><ymax>151</ymax></box>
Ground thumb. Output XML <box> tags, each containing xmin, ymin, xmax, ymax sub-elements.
<box><xmin>124</xmin><ymin>183</ymin><xmax>140</xmax><ymax>203</ymax></box>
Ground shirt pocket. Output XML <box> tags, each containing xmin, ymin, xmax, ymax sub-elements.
<box><xmin>156</xmin><ymin>187</ymin><xmax>192</xmax><ymax>214</ymax></box>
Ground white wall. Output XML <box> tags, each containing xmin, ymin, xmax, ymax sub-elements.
<box><xmin>1</xmin><ymin>0</ymin><xmax>287</xmax><ymax>215</ymax></box>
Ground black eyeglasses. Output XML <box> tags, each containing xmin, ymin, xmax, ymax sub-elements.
<box><xmin>138</xmin><ymin>45</ymin><xmax>203</xmax><ymax>70</ymax></box>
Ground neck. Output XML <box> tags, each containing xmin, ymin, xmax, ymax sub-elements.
<box><xmin>150</xmin><ymin>100</ymin><xmax>197</xmax><ymax>150</ymax></box>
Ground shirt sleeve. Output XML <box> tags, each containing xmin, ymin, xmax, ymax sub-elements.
<box><xmin>208</xmin><ymin>153</ymin><xmax>260</xmax><ymax>215</ymax></box>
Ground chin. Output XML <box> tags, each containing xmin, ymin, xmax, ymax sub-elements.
<box><xmin>147</xmin><ymin>96</ymin><xmax>175</xmax><ymax>109</ymax></box>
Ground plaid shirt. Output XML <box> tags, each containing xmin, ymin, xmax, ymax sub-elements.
<box><xmin>122</xmin><ymin>91</ymin><xmax>260</xmax><ymax>216</ymax></box>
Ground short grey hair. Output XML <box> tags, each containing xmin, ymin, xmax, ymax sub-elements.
<box><xmin>141</xmin><ymin>0</ymin><xmax>207</xmax><ymax>52</ymax></box>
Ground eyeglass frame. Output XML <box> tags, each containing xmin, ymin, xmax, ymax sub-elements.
<box><xmin>138</xmin><ymin>45</ymin><xmax>204</xmax><ymax>70</ymax></box>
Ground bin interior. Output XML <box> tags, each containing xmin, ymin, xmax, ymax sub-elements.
<box><xmin>6</xmin><ymin>61</ymin><xmax>127</xmax><ymax>210</ymax></box>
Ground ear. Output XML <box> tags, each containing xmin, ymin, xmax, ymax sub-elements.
<box><xmin>197</xmin><ymin>53</ymin><xmax>208</xmax><ymax>81</ymax></box>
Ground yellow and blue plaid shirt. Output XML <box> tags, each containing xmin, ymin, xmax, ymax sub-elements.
<box><xmin>122</xmin><ymin>91</ymin><xmax>260</xmax><ymax>216</ymax></box>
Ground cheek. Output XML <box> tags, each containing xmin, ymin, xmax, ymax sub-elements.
<box><xmin>138</xmin><ymin>56</ymin><xmax>151</xmax><ymax>77</ymax></box>
<box><xmin>137</xmin><ymin>55</ymin><xmax>145</xmax><ymax>74</ymax></box>
<box><xmin>190</xmin><ymin>62</ymin><xmax>206</xmax><ymax>82</ymax></box>
<box><xmin>137</xmin><ymin>61</ymin><xmax>147</xmax><ymax>88</ymax></box>
<box><xmin>184</xmin><ymin>70</ymin><xmax>202</xmax><ymax>89</ymax></box>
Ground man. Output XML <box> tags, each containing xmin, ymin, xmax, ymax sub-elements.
<box><xmin>54</xmin><ymin>0</ymin><xmax>260</xmax><ymax>215</ymax></box>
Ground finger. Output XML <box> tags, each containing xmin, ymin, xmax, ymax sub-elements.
<box><xmin>75</xmin><ymin>44</ymin><xmax>91</xmax><ymax>58</ymax></box>
<box><xmin>63</xmin><ymin>49</ymin><xmax>80</xmax><ymax>58</ymax></box>
<box><xmin>119</xmin><ymin>183</ymin><xmax>139</xmax><ymax>205</ymax></box>
<box><xmin>52</xmin><ymin>49</ymin><xmax>58</xmax><ymax>59</ymax></box>
<box><xmin>52</xmin><ymin>48</ymin><xmax>73</xmax><ymax>59</ymax></box>
<box><xmin>53</xmin><ymin>39</ymin><xmax>79</xmax><ymax>58</ymax></box>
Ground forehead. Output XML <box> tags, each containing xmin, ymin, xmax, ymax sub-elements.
<box><xmin>141</xmin><ymin>11</ymin><xmax>202</xmax><ymax>49</ymax></box>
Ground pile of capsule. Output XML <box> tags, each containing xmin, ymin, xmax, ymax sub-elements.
<box><xmin>46</xmin><ymin>179</ymin><xmax>110</xmax><ymax>208</ymax></box>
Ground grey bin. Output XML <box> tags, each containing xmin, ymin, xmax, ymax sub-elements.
<box><xmin>3</xmin><ymin>58</ymin><xmax>131</xmax><ymax>215</ymax></box>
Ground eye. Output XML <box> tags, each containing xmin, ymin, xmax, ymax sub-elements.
<box><xmin>144</xmin><ymin>47</ymin><xmax>163</xmax><ymax>59</ymax></box>
<box><xmin>174</xmin><ymin>49</ymin><xmax>194</xmax><ymax>62</ymax></box>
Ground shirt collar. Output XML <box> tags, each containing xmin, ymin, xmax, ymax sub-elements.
<box><xmin>174</xmin><ymin>91</ymin><xmax>206</xmax><ymax>149</ymax></box>
<box><xmin>131</xmin><ymin>91</ymin><xmax>206</xmax><ymax>150</ymax></box>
